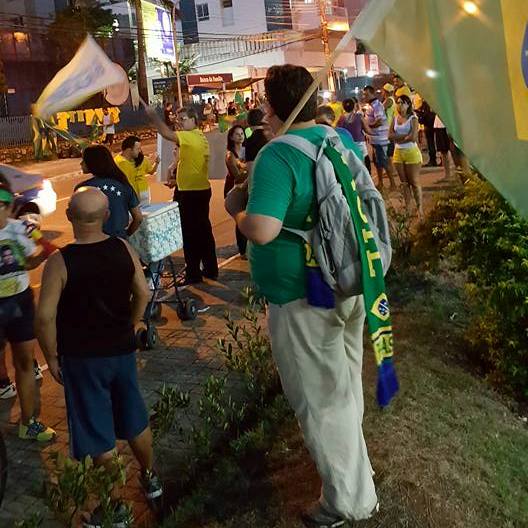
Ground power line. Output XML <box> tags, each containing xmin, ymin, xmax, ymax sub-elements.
<box><xmin>0</xmin><ymin>20</ymin><xmax>308</xmax><ymax>44</ymax></box>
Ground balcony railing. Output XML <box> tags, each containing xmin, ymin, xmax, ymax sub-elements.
<box><xmin>179</xmin><ymin>30</ymin><xmax>309</xmax><ymax>65</ymax></box>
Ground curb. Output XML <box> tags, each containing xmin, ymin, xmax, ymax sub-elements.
<box><xmin>48</xmin><ymin>170</ymin><xmax>82</xmax><ymax>183</ymax></box>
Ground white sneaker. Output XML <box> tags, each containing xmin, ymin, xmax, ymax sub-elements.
<box><xmin>0</xmin><ymin>382</ymin><xmax>17</xmax><ymax>399</ymax></box>
<box><xmin>34</xmin><ymin>363</ymin><xmax>44</xmax><ymax>381</ymax></box>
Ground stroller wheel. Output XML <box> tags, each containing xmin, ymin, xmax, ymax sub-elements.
<box><xmin>136</xmin><ymin>326</ymin><xmax>159</xmax><ymax>350</ymax></box>
<box><xmin>136</xmin><ymin>328</ymin><xmax>148</xmax><ymax>350</ymax></box>
<box><xmin>146</xmin><ymin>326</ymin><xmax>159</xmax><ymax>349</ymax></box>
<box><xmin>177</xmin><ymin>299</ymin><xmax>198</xmax><ymax>321</ymax></box>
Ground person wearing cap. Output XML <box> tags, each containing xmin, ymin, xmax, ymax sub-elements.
<box><xmin>0</xmin><ymin>180</ymin><xmax>56</xmax><ymax>442</ymax></box>
<box><xmin>383</xmin><ymin>83</ymin><xmax>396</xmax><ymax>125</ymax></box>
<box><xmin>382</xmin><ymin>83</ymin><xmax>399</xmax><ymax>177</ymax></box>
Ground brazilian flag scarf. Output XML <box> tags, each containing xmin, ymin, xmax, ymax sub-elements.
<box><xmin>325</xmin><ymin>145</ymin><xmax>399</xmax><ymax>408</ymax></box>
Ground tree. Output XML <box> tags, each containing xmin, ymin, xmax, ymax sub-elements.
<box><xmin>154</xmin><ymin>54</ymin><xmax>197</xmax><ymax>78</ymax></box>
<box><xmin>47</xmin><ymin>1</ymin><xmax>115</xmax><ymax>64</ymax></box>
<box><xmin>0</xmin><ymin>59</ymin><xmax>7</xmax><ymax>94</ymax></box>
<box><xmin>128</xmin><ymin>0</ymin><xmax>149</xmax><ymax>102</ymax></box>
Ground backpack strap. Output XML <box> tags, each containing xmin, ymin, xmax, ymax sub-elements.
<box><xmin>271</xmin><ymin>134</ymin><xmax>319</xmax><ymax>161</ymax></box>
<box><xmin>270</xmin><ymin>134</ymin><xmax>322</xmax><ymax>241</ymax></box>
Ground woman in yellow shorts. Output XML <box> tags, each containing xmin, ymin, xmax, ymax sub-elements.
<box><xmin>390</xmin><ymin>94</ymin><xmax>424</xmax><ymax>220</ymax></box>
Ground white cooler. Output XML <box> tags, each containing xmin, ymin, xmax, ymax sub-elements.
<box><xmin>129</xmin><ymin>202</ymin><xmax>183</xmax><ymax>263</ymax></box>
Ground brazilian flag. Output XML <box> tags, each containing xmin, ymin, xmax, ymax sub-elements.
<box><xmin>353</xmin><ymin>0</ymin><xmax>528</xmax><ymax>217</ymax></box>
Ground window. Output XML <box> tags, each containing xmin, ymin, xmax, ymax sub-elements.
<box><xmin>222</xmin><ymin>0</ymin><xmax>233</xmax><ymax>7</ymax></box>
<box><xmin>196</xmin><ymin>3</ymin><xmax>209</xmax><ymax>21</ymax></box>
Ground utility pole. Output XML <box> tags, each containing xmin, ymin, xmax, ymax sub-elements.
<box><xmin>171</xmin><ymin>1</ymin><xmax>183</xmax><ymax>107</ymax></box>
<box><xmin>318</xmin><ymin>0</ymin><xmax>335</xmax><ymax>92</ymax></box>
<box><xmin>133</xmin><ymin>0</ymin><xmax>149</xmax><ymax>103</ymax></box>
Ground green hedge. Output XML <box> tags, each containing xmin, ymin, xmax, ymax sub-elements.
<box><xmin>419</xmin><ymin>177</ymin><xmax>528</xmax><ymax>398</ymax></box>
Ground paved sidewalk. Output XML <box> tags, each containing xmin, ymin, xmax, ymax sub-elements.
<box><xmin>0</xmin><ymin>254</ymin><xmax>250</xmax><ymax>527</ymax></box>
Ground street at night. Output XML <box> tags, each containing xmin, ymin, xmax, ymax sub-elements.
<box><xmin>0</xmin><ymin>1</ymin><xmax>527</xmax><ymax>527</ymax></box>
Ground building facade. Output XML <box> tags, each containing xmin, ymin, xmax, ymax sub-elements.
<box><xmin>175</xmin><ymin>0</ymin><xmax>358</xmax><ymax>90</ymax></box>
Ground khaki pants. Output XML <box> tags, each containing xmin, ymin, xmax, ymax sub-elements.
<box><xmin>268</xmin><ymin>296</ymin><xmax>377</xmax><ymax>520</ymax></box>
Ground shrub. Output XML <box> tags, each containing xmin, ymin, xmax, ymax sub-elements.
<box><xmin>420</xmin><ymin>176</ymin><xmax>528</xmax><ymax>397</ymax></box>
<box><xmin>45</xmin><ymin>452</ymin><xmax>129</xmax><ymax>528</ymax></box>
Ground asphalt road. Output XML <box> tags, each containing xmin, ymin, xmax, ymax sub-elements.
<box><xmin>25</xmin><ymin>134</ymin><xmax>235</xmax><ymax>290</ymax></box>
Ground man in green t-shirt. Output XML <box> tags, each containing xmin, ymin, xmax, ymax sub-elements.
<box><xmin>225</xmin><ymin>65</ymin><xmax>378</xmax><ymax>528</ymax></box>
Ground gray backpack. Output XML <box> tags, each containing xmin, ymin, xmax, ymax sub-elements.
<box><xmin>273</xmin><ymin>126</ymin><xmax>392</xmax><ymax>297</ymax></box>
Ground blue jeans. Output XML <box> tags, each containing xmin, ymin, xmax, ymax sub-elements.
<box><xmin>373</xmin><ymin>144</ymin><xmax>389</xmax><ymax>170</ymax></box>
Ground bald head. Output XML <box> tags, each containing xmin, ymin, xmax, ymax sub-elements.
<box><xmin>67</xmin><ymin>187</ymin><xmax>109</xmax><ymax>225</ymax></box>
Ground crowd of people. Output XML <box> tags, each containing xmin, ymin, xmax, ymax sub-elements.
<box><xmin>0</xmin><ymin>64</ymin><xmax>468</xmax><ymax>527</ymax></box>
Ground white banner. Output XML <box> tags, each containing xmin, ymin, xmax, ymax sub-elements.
<box><xmin>34</xmin><ymin>35</ymin><xmax>128</xmax><ymax>120</ymax></box>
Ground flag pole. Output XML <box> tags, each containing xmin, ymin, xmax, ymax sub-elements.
<box><xmin>278</xmin><ymin>27</ymin><xmax>356</xmax><ymax>136</ymax></box>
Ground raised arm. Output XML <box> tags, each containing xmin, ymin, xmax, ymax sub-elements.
<box><xmin>145</xmin><ymin>106</ymin><xmax>180</xmax><ymax>145</ymax></box>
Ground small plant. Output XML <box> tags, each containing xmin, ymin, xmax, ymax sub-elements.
<box><xmin>46</xmin><ymin>452</ymin><xmax>128</xmax><ymax>528</ymax></box>
<box><xmin>217</xmin><ymin>290</ymin><xmax>280</xmax><ymax>411</ymax></box>
<box><xmin>186</xmin><ymin>375</ymin><xmax>247</xmax><ymax>468</ymax></box>
<box><xmin>150</xmin><ymin>384</ymin><xmax>191</xmax><ymax>442</ymax></box>
<box><xmin>386</xmin><ymin>195</ymin><xmax>414</xmax><ymax>260</ymax></box>
<box><xmin>13</xmin><ymin>513</ymin><xmax>43</xmax><ymax>528</ymax></box>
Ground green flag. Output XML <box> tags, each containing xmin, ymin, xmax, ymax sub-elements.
<box><xmin>353</xmin><ymin>0</ymin><xmax>528</xmax><ymax>217</ymax></box>
<box><xmin>234</xmin><ymin>90</ymin><xmax>244</xmax><ymax>107</ymax></box>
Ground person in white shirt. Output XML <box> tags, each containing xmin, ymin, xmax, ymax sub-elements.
<box><xmin>102</xmin><ymin>108</ymin><xmax>116</xmax><ymax>146</ymax></box>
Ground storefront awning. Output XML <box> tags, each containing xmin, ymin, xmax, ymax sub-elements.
<box><xmin>225</xmin><ymin>77</ymin><xmax>264</xmax><ymax>90</ymax></box>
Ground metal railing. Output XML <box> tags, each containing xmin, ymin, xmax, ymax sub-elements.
<box><xmin>179</xmin><ymin>31</ymin><xmax>303</xmax><ymax>66</ymax></box>
<box><xmin>0</xmin><ymin>115</ymin><xmax>32</xmax><ymax>147</ymax></box>
<box><xmin>0</xmin><ymin>108</ymin><xmax>150</xmax><ymax>148</ymax></box>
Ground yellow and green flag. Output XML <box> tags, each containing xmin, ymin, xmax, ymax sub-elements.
<box><xmin>353</xmin><ymin>0</ymin><xmax>528</xmax><ymax>217</ymax></box>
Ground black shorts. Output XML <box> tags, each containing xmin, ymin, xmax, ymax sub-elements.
<box><xmin>0</xmin><ymin>288</ymin><xmax>35</xmax><ymax>344</ymax></box>
<box><xmin>434</xmin><ymin>128</ymin><xmax>450</xmax><ymax>153</ymax></box>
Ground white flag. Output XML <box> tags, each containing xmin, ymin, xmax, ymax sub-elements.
<box><xmin>34</xmin><ymin>35</ymin><xmax>128</xmax><ymax>120</ymax></box>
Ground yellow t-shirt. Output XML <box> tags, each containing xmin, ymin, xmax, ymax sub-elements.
<box><xmin>109</xmin><ymin>107</ymin><xmax>121</xmax><ymax>124</ymax></box>
<box><xmin>135</xmin><ymin>157</ymin><xmax>154</xmax><ymax>195</ymax></box>
<box><xmin>176</xmin><ymin>129</ymin><xmax>210</xmax><ymax>191</ymax></box>
<box><xmin>329</xmin><ymin>101</ymin><xmax>344</xmax><ymax>126</ymax></box>
<box><xmin>115</xmin><ymin>154</ymin><xmax>153</xmax><ymax>201</ymax></box>
<box><xmin>56</xmin><ymin>112</ymin><xmax>70</xmax><ymax>131</ymax></box>
<box><xmin>84</xmin><ymin>109</ymin><xmax>98</xmax><ymax>125</ymax></box>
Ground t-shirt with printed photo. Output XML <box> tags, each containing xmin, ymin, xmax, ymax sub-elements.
<box><xmin>0</xmin><ymin>219</ymin><xmax>36</xmax><ymax>298</ymax></box>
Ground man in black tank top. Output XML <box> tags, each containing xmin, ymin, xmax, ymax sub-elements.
<box><xmin>35</xmin><ymin>188</ymin><xmax>163</xmax><ymax>523</ymax></box>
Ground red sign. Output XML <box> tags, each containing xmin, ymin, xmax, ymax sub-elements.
<box><xmin>186</xmin><ymin>73</ymin><xmax>233</xmax><ymax>86</ymax></box>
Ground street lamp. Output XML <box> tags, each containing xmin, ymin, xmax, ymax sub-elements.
<box><xmin>462</xmin><ymin>1</ymin><xmax>479</xmax><ymax>15</ymax></box>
